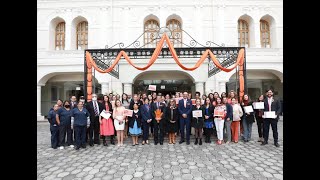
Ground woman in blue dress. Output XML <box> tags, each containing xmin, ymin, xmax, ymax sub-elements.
<box><xmin>128</xmin><ymin>103</ymin><xmax>142</xmax><ymax>146</ymax></box>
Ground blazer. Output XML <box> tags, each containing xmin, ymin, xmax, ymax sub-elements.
<box><xmin>165</xmin><ymin>106</ymin><xmax>179</xmax><ymax>123</ymax></box>
<box><xmin>70</xmin><ymin>101</ymin><xmax>77</xmax><ymax>109</ymax></box>
<box><xmin>128</xmin><ymin>110</ymin><xmax>142</xmax><ymax>128</ymax></box>
<box><xmin>264</xmin><ymin>97</ymin><xmax>281</xmax><ymax>120</ymax></box>
<box><xmin>151</xmin><ymin>101</ymin><xmax>166</xmax><ymax>124</ymax></box>
<box><xmin>129</xmin><ymin>99</ymin><xmax>143</xmax><ymax>110</ymax></box>
<box><xmin>241</xmin><ymin>102</ymin><xmax>255</xmax><ymax>123</ymax></box>
<box><xmin>86</xmin><ymin>101</ymin><xmax>105</xmax><ymax>121</ymax></box>
<box><xmin>141</xmin><ymin>104</ymin><xmax>153</xmax><ymax>122</ymax></box>
<box><xmin>202</xmin><ymin>104</ymin><xmax>214</xmax><ymax>121</ymax></box>
<box><xmin>225</xmin><ymin>103</ymin><xmax>233</xmax><ymax>121</ymax></box>
<box><xmin>178</xmin><ymin>98</ymin><xmax>193</xmax><ymax>119</ymax></box>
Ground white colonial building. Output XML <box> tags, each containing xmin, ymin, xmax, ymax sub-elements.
<box><xmin>37</xmin><ymin>0</ymin><xmax>283</xmax><ymax>120</ymax></box>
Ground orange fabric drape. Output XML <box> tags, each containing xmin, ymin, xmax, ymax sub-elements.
<box><xmin>85</xmin><ymin>33</ymin><xmax>245</xmax><ymax>101</ymax></box>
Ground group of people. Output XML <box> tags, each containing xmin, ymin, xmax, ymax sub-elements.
<box><xmin>47</xmin><ymin>89</ymin><xmax>281</xmax><ymax>150</ymax></box>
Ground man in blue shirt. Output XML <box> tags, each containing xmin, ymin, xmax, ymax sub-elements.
<box><xmin>48</xmin><ymin>104</ymin><xmax>60</xmax><ymax>149</ymax></box>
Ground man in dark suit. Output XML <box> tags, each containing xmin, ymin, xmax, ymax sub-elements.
<box><xmin>262</xmin><ymin>89</ymin><xmax>281</xmax><ymax>147</ymax></box>
<box><xmin>70</xmin><ymin>95</ymin><xmax>77</xmax><ymax>109</ymax></box>
<box><xmin>129</xmin><ymin>94</ymin><xmax>143</xmax><ymax>110</ymax></box>
<box><xmin>178</xmin><ymin>92</ymin><xmax>193</xmax><ymax>145</ymax></box>
<box><xmin>85</xmin><ymin>93</ymin><xmax>105</xmax><ymax>146</ymax></box>
<box><xmin>151</xmin><ymin>94</ymin><xmax>166</xmax><ymax>145</ymax></box>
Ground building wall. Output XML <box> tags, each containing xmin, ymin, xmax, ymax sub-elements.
<box><xmin>37</xmin><ymin>0</ymin><xmax>283</xmax><ymax>119</ymax></box>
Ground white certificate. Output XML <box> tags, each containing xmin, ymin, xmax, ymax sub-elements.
<box><xmin>253</xmin><ymin>102</ymin><xmax>264</xmax><ymax>109</ymax></box>
<box><xmin>192</xmin><ymin>110</ymin><xmax>203</xmax><ymax>118</ymax></box>
<box><xmin>243</xmin><ymin>106</ymin><xmax>254</xmax><ymax>113</ymax></box>
<box><xmin>100</xmin><ymin>110</ymin><xmax>111</xmax><ymax>119</ymax></box>
<box><xmin>263</xmin><ymin>111</ymin><xmax>276</xmax><ymax>119</ymax></box>
<box><xmin>124</xmin><ymin>109</ymin><xmax>133</xmax><ymax>117</ymax></box>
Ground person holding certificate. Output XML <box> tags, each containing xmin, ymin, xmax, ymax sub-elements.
<box><xmin>240</xmin><ymin>94</ymin><xmax>255</xmax><ymax>143</ymax></box>
<box><xmin>262</xmin><ymin>89</ymin><xmax>281</xmax><ymax>147</ymax></box>
<box><xmin>151</xmin><ymin>94</ymin><xmax>166</xmax><ymax>145</ymax></box>
<box><xmin>191</xmin><ymin>99</ymin><xmax>205</xmax><ymax>145</ymax></box>
<box><xmin>165</xmin><ymin>99</ymin><xmax>179</xmax><ymax>144</ymax></box>
<box><xmin>231</xmin><ymin>98</ymin><xmax>243</xmax><ymax>143</ymax></box>
<box><xmin>254</xmin><ymin>95</ymin><xmax>265</xmax><ymax>142</ymax></box>
<box><xmin>203</xmin><ymin>97</ymin><xmax>214</xmax><ymax>143</ymax></box>
<box><xmin>213</xmin><ymin>97</ymin><xmax>226</xmax><ymax>145</ymax></box>
<box><xmin>99</xmin><ymin>95</ymin><xmax>114</xmax><ymax>146</ymax></box>
<box><xmin>128</xmin><ymin>103</ymin><xmax>142</xmax><ymax>146</ymax></box>
<box><xmin>113</xmin><ymin>100</ymin><xmax>126</xmax><ymax>147</ymax></box>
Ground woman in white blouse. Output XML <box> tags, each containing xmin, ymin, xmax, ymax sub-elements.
<box><xmin>231</xmin><ymin>97</ymin><xmax>243</xmax><ymax>143</ymax></box>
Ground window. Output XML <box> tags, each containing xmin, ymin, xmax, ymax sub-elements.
<box><xmin>260</xmin><ymin>20</ymin><xmax>270</xmax><ymax>48</ymax></box>
<box><xmin>166</xmin><ymin>19</ymin><xmax>182</xmax><ymax>47</ymax></box>
<box><xmin>77</xmin><ymin>21</ymin><xmax>88</xmax><ymax>50</ymax></box>
<box><xmin>144</xmin><ymin>19</ymin><xmax>160</xmax><ymax>48</ymax></box>
<box><xmin>55</xmin><ymin>22</ymin><xmax>65</xmax><ymax>50</ymax></box>
<box><xmin>238</xmin><ymin>20</ymin><xmax>249</xmax><ymax>47</ymax></box>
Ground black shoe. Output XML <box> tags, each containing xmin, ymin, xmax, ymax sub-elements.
<box><xmin>186</xmin><ymin>141</ymin><xmax>190</xmax><ymax>145</ymax></box>
<box><xmin>179</xmin><ymin>140</ymin><xmax>185</xmax><ymax>144</ymax></box>
<box><xmin>75</xmin><ymin>146</ymin><xmax>80</xmax><ymax>150</ymax></box>
<box><xmin>110</xmin><ymin>140</ymin><xmax>115</xmax><ymax>145</ymax></box>
<box><xmin>199</xmin><ymin>139</ymin><xmax>202</xmax><ymax>145</ymax></box>
<box><xmin>244</xmin><ymin>140</ymin><xmax>249</xmax><ymax>143</ymax></box>
<box><xmin>274</xmin><ymin>143</ymin><xmax>280</xmax><ymax>147</ymax></box>
<box><xmin>89</xmin><ymin>143</ymin><xmax>94</xmax><ymax>147</ymax></box>
<box><xmin>154</xmin><ymin>142</ymin><xmax>158</xmax><ymax>145</ymax></box>
<box><xmin>194</xmin><ymin>138</ymin><xmax>198</xmax><ymax>145</ymax></box>
<box><xmin>160</xmin><ymin>142</ymin><xmax>163</xmax><ymax>145</ymax></box>
<box><xmin>81</xmin><ymin>145</ymin><xmax>86</xmax><ymax>148</ymax></box>
<box><xmin>103</xmin><ymin>142</ymin><xmax>108</xmax><ymax>146</ymax></box>
<box><xmin>261</xmin><ymin>141</ymin><xmax>268</xmax><ymax>145</ymax></box>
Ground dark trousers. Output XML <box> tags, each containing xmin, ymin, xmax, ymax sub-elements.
<box><xmin>256</xmin><ymin>116</ymin><xmax>264</xmax><ymax>138</ymax></box>
<box><xmin>204</xmin><ymin>128</ymin><xmax>212</xmax><ymax>141</ymax></box>
<box><xmin>150</xmin><ymin>122</ymin><xmax>154</xmax><ymax>134</ymax></box>
<box><xmin>89</xmin><ymin>116</ymin><xmax>100</xmax><ymax>144</ymax></box>
<box><xmin>263</xmin><ymin>118</ymin><xmax>278</xmax><ymax>143</ymax></box>
<box><xmin>75</xmin><ymin>125</ymin><xmax>86</xmax><ymax>147</ymax></box>
<box><xmin>142</xmin><ymin>121</ymin><xmax>150</xmax><ymax>141</ymax></box>
<box><xmin>50</xmin><ymin>125</ymin><xmax>59</xmax><ymax>148</ymax></box>
<box><xmin>154</xmin><ymin>122</ymin><xmax>164</xmax><ymax>143</ymax></box>
<box><xmin>59</xmin><ymin>124</ymin><xmax>73</xmax><ymax>146</ymax></box>
<box><xmin>180</xmin><ymin>118</ymin><xmax>191</xmax><ymax>141</ymax></box>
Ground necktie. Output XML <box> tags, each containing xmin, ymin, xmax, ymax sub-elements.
<box><xmin>94</xmin><ymin>101</ymin><xmax>99</xmax><ymax>116</ymax></box>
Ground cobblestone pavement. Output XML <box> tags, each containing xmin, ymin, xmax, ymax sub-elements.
<box><xmin>37</xmin><ymin>119</ymin><xmax>283</xmax><ymax>180</ymax></box>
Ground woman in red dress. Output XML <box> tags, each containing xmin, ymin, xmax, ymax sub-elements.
<box><xmin>99</xmin><ymin>95</ymin><xmax>115</xmax><ymax>146</ymax></box>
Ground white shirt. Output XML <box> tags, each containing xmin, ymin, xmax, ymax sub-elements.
<box><xmin>268</xmin><ymin>97</ymin><xmax>273</xmax><ymax>111</ymax></box>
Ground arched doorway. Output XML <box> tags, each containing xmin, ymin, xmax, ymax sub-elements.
<box><xmin>133</xmin><ymin>71</ymin><xmax>195</xmax><ymax>96</ymax></box>
<box><xmin>40</xmin><ymin>73</ymin><xmax>101</xmax><ymax>116</ymax></box>
<box><xmin>226</xmin><ymin>70</ymin><xmax>283</xmax><ymax>101</ymax></box>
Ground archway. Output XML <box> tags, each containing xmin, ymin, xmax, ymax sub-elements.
<box><xmin>133</xmin><ymin>71</ymin><xmax>195</xmax><ymax>95</ymax></box>
<box><xmin>227</xmin><ymin>70</ymin><xmax>283</xmax><ymax>101</ymax></box>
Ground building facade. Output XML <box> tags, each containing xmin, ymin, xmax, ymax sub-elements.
<box><xmin>37</xmin><ymin>0</ymin><xmax>283</xmax><ymax>120</ymax></box>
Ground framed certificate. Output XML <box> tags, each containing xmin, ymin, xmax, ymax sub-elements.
<box><xmin>191</xmin><ymin>99</ymin><xmax>196</xmax><ymax>105</ymax></box>
<box><xmin>243</xmin><ymin>106</ymin><xmax>254</xmax><ymax>113</ymax></box>
<box><xmin>100</xmin><ymin>110</ymin><xmax>111</xmax><ymax>119</ymax></box>
<box><xmin>214</xmin><ymin>109</ymin><xmax>225</xmax><ymax>117</ymax></box>
<box><xmin>192</xmin><ymin>110</ymin><xmax>202</xmax><ymax>117</ymax></box>
<box><xmin>148</xmin><ymin>85</ymin><xmax>156</xmax><ymax>91</ymax></box>
<box><xmin>263</xmin><ymin>111</ymin><xmax>276</xmax><ymax>119</ymax></box>
<box><xmin>253</xmin><ymin>102</ymin><xmax>264</xmax><ymax>109</ymax></box>
<box><xmin>124</xmin><ymin>109</ymin><xmax>133</xmax><ymax>117</ymax></box>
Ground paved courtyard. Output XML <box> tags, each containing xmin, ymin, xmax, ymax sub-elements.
<box><xmin>37</xmin><ymin>118</ymin><xmax>283</xmax><ymax>180</ymax></box>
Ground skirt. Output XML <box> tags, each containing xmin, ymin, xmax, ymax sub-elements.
<box><xmin>129</xmin><ymin>121</ymin><xmax>142</xmax><ymax>136</ymax></box>
<box><xmin>100</xmin><ymin>118</ymin><xmax>114</xmax><ymax>136</ymax></box>
<box><xmin>114</xmin><ymin>118</ymin><xmax>125</xmax><ymax>131</ymax></box>
<box><xmin>167</xmin><ymin>121</ymin><xmax>178</xmax><ymax>133</ymax></box>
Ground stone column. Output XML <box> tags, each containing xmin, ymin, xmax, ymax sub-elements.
<box><xmin>195</xmin><ymin>82</ymin><xmax>204</xmax><ymax>96</ymax></box>
<box><xmin>101</xmin><ymin>82</ymin><xmax>109</xmax><ymax>95</ymax></box>
<box><xmin>123</xmin><ymin>83</ymin><xmax>133</xmax><ymax>96</ymax></box>
<box><xmin>37</xmin><ymin>85</ymin><xmax>45</xmax><ymax>121</ymax></box>
<box><xmin>219</xmin><ymin>81</ymin><xmax>227</xmax><ymax>94</ymax></box>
